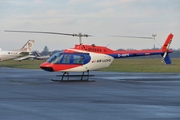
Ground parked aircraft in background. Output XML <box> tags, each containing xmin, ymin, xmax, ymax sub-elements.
<box><xmin>34</xmin><ymin>51</ymin><xmax>50</xmax><ymax>60</ymax></box>
<box><xmin>15</xmin><ymin>50</ymin><xmax>50</xmax><ymax>61</ymax></box>
<box><xmin>14</xmin><ymin>53</ymin><xmax>36</xmax><ymax>61</ymax></box>
<box><xmin>0</xmin><ymin>40</ymin><xmax>35</xmax><ymax>61</ymax></box>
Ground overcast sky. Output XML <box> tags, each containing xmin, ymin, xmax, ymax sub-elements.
<box><xmin>0</xmin><ymin>0</ymin><xmax>179</xmax><ymax>51</ymax></box>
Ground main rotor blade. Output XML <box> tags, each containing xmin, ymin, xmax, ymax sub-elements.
<box><xmin>89</xmin><ymin>34</ymin><xmax>153</xmax><ymax>39</ymax></box>
<box><xmin>5</xmin><ymin>30</ymin><xmax>153</xmax><ymax>39</ymax></box>
<box><xmin>110</xmin><ymin>35</ymin><xmax>153</xmax><ymax>39</ymax></box>
<box><xmin>4</xmin><ymin>30</ymin><xmax>75</xmax><ymax>36</ymax></box>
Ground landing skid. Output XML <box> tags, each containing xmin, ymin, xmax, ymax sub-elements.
<box><xmin>51</xmin><ymin>79</ymin><xmax>95</xmax><ymax>82</ymax></box>
<box><xmin>51</xmin><ymin>70</ymin><xmax>95</xmax><ymax>82</ymax></box>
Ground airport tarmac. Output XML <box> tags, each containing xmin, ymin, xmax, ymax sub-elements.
<box><xmin>0</xmin><ymin>67</ymin><xmax>180</xmax><ymax>120</ymax></box>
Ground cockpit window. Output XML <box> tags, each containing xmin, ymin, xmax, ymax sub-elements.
<box><xmin>73</xmin><ymin>55</ymin><xmax>84</xmax><ymax>64</ymax></box>
<box><xmin>47</xmin><ymin>52</ymin><xmax>63</xmax><ymax>64</ymax></box>
<box><xmin>61</xmin><ymin>54</ymin><xmax>71</xmax><ymax>64</ymax></box>
<box><xmin>47</xmin><ymin>52</ymin><xmax>90</xmax><ymax>64</ymax></box>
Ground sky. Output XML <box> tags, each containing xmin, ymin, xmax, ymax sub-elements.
<box><xmin>0</xmin><ymin>0</ymin><xmax>180</xmax><ymax>51</ymax></box>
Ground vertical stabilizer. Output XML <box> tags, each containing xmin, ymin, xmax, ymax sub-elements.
<box><xmin>161</xmin><ymin>33</ymin><xmax>173</xmax><ymax>51</ymax></box>
<box><xmin>34</xmin><ymin>51</ymin><xmax>41</xmax><ymax>57</ymax></box>
<box><xmin>20</xmin><ymin>40</ymin><xmax>35</xmax><ymax>52</ymax></box>
<box><xmin>161</xmin><ymin>33</ymin><xmax>173</xmax><ymax>64</ymax></box>
<box><xmin>161</xmin><ymin>53</ymin><xmax>171</xmax><ymax>64</ymax></box>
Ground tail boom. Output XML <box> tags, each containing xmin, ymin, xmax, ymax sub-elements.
<box><xmin>108</xmin><ymin>33</ymin><xmax>173</xmax><ymax>64</ymax></box>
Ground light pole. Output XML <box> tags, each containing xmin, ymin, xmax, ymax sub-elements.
<box><xmin>152</xmin><ymin>34</ymin><xmax>157</xmax><ymax>49</ymax></box>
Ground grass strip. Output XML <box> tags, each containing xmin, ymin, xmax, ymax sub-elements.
<box><xmin>0</xmin><ymin>58</ymin><xmax>179</xmax><ymax>73</ymax></box>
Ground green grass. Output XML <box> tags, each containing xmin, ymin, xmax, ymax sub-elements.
<box><xmin>0</xmin><ymin>60</ymin><xmax>45</xmax><ymax>69</ymax></box>
<box><xmin>0</xmin><ymin>58</ymin><xmax>180</xmax><ymax>73</ymax></box>
<box><xmin>101</xmin><ymin>58</ymin><xmax>180</xmax><ymax>73</ymax></box>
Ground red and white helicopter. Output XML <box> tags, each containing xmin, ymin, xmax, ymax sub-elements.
<box><xmin>5</xmin><ymin>30</ymin><xmax>173</xmax><ymax>81</ymax></box>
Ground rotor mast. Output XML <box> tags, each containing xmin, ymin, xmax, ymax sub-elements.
<box><xmin>72</xmin><ymin>33</ymin><xmax>88</xmax><ymax>45</ymax></box>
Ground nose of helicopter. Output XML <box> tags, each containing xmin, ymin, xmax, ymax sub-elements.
<box><xmin>40</xmin><ymin>62</ymin><xmax>54</xmax><ymax>72</ymax></box>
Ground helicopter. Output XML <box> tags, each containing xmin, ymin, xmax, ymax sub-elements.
<box><xmin>5</xmin><ymin>30</ymin><xmax>173</xmax><ymax>81</ymax></box>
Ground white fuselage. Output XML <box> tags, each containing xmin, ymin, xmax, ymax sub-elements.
<box><xmin>0</xmin><ymin>50</ymin><xmax>22</xmax><ymax>61</ymax></box>
<box><xmin>61</xmin><ymin>49</ymin><xmax>114</xmax><ymax>72</ymax></box>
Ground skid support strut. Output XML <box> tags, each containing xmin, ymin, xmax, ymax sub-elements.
<box><xmin>61</xmin><ymin>72</ymin><xmax>69</xmax><ymax>80</ymax></box>
<box><xmin>81</xmin><ymin>70</ymin><xmax>89</xmax><ymax>80</ymax></box>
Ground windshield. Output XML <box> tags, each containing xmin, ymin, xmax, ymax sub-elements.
<box><xmin>47</xmin><ymin>52</ymin><xmax>90</xmax><ymax>64</ymax></box>
<box><xmin>47</xmin><ymin>52</ymin><xmax>63</xmax><ymax>64</ymax></box>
